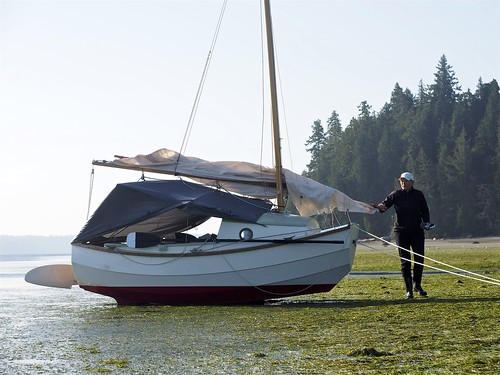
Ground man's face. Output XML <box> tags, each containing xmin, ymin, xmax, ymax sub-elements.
<box><xmin>400</xmin><ymin>178</ymin><xmax>413</xmax><ymax>191</ymax></box>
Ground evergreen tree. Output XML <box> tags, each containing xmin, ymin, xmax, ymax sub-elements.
<box><xmin>416</xmin><ymin>79</ymin><xmax>429</xmax><ymax>106</ymax></box>
<box><xmin>317</xmin><ymin>111</ymin><xmax>344</xmax><ymax>188</ymax></box>
<box><xmin>378</xmin><ymin>84</ymin><xmax>415</xmax><ymax>179</ymax></box>
<box><xmin>304</xmin><ymin>119</ymin><xmax>324</xmax><ymax>180</ymax></box>
<box><xmin>426</xmin><ymin>55</ymin><xmax>460</xmax><ymax>163</ymax></box>
<box><xmin>435</xmin><ymin>94</ymin><xmax>477</xmax><ymax>235</ymax></box>
<box><xmin>443</xmin><ymin>128</ymin><xmax>473</xmax><ymax>235</ymax></box>
<box><xmin>431</xmin><ymin>55</ymin><xmax>460</xmax><ymax>107</ymax></box>
<box><xmin>495</xmin><ymin>109</ymin><xmax>500</xmax><ymax>230</ymax></box>
<box><xmin>303</xmin><ymin>57</ymin><xmax>498</xmax><ymax>238</ymax></box>
<box><xmin>470</xmin><ymin>79</ymin><xmax>499</xmax><ymax>233</ymax></box>
<box><xmin>346</xmin><ymin>102</ymin><xmax>379</xmax><ymax>199</ymax></box>
<box><xmin>363</xmin><ymin>84</ymin><xmax>416</xmax><ymax>234</ymax></box>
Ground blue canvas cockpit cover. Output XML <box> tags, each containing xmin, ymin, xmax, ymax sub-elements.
<box><xmin>73</xmin><ymin>180</ymin><xmax>272</xmax><ymax>244</ymax></box>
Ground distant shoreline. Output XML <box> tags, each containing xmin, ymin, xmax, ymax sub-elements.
<box><xmin>0</xmin><ymin>235</ymin><xmax>74</xmax><ymax>255</ymax></box>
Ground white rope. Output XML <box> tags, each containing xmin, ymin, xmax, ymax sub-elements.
<box><xmin>358</xmin><ymin>239</ymin><xmax>500</xmax><ymax>285</ymax></box>
<box><xmin>355</xmin><ymin>225</ymin><xmax>500</xmax><ymax>286</ymax></box>
<box><xmin>176</xmin><ymin>0</ymin><xmax>228</xmax><ymax>168</ymax></box>
<box><xmin>220</xmin><ymin>248</ymin><xmax>318</xmax><ymax>297</ymax></box>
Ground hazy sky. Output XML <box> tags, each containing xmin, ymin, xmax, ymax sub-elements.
<box><xmin>1</xmin><ymin>0</ymin><xmax>499</xmax><ymax>236</ymax></box>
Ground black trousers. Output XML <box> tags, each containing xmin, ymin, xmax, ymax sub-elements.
<box><xmin>394</xmin><ymin>229</ymin><xmax>425</xmax><ymax>285</ymax></box>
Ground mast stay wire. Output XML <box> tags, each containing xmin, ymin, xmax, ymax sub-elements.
<box><xmin>257</xmin><ymin>1</ymin><xmax>294</xmax><ymax>174</ymax></box>
<box><xmin>275</xmin><ymin>44</ymin><xmax>294</xmax><ymax>172</ymax></box>
<box><xmin>355</xmin><ymin>225</ymin><xmax>500</xmax><ymax>286</ymax></box>
<box><xmin>175</xmin><ymin>0</ymin><xmax>228</xmax><ymax>173</ymax></box>
<box><xmin>258</xmin><ymin>0</ymin><xmax>266</xmax><ymax>171</ymax></box>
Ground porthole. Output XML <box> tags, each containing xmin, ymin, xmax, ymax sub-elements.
<box><xmin>239</xmin><ymin>228</ymin><xmax>253</xmax><ymax>240</ymax></box>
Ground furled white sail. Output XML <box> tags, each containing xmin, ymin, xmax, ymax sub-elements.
<box><xmin>282</xmin><ymin>169</ymin><xmax>375</xmax><ymax>216</ymax></box>
<box><xmin>93</xmin><ymin>148</ymin><xmax>376</xmax><ymax>216</ymax></box>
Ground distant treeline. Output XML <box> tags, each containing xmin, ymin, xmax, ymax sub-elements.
<box><xmin>304</xmin><ymin>55</ymin><xmax>499</xmax><ymax>238</ymax></box>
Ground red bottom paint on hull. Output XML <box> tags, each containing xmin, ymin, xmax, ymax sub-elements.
<box><xmin>80</xmin><ymin>284</ymin><xmax>337</xmax><ymax>305</ymax></box>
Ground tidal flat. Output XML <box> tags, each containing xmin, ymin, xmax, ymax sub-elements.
<box><xmin>1</xmin><ymin>244</ymin><xmax>498</xmax><ymax>374</ymax></box>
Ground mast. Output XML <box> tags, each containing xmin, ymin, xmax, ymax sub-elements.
<box><xmin>263</xmin><ymin>0</ymin><xmax>285</xmax><ymax>211</ymax></box>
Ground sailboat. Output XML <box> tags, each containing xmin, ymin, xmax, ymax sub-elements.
<box><xmin>26</xmin><ymin>0</ymin><xmax>375</xmax><ymax>305</ymax></box>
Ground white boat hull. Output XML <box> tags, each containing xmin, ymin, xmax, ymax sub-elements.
<box><xmin>71</xmin><ymin>224</ymin><xmax>358</xmax><ymax>305</ymax></box>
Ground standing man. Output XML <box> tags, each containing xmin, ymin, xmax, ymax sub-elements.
<box><xmin>373</xmin><ymin>172</ymin><xmax>432</xmax><ymax>299</ymax></box>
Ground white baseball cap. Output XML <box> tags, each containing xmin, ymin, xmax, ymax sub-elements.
<box><xmin>400</xmin><ymin>172</ymin><xmax>414</xmax><ymax>181</ymax></box>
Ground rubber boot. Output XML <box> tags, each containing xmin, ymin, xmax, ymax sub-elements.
<box><xmin>413</xmin><ymin>283</ymin><xmax>428</xmax><ymax>296</ymax></box>
<box><xmin>404</xmin><ymin>276</ymin><xmax>414</xmax><ymax>299</ymax></box>
<box><xmin>413</xmin><ymin>271</ymin><xmax>428</xmax><ymax>296</ymax></box>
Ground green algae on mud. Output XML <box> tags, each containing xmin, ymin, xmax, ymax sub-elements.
<box><xmin>58</xmin><ymin>275</ymin><xmax>500</xmax><ymax>374</ymax></box>
<box><xmin>73</xmin><ymin>246</ymin><xmax>498</xmax><ymax>374</ymax></box>
<box><xmin>54</xmin><ymin>275</ymin><xmax>500</xmax><ymax>373</ymax></box>
<box><xmin>1</xmin><ymin>246</ymin><xmax>498</xmax><ymax>374</ymax></box>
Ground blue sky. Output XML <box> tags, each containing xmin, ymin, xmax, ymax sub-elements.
<box><xmin>1</xmin><ymin>0</ymin><xmax>499</xmax><ymax>236</ymax></box>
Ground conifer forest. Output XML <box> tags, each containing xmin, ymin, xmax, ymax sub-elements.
<box><xmin>304</xmin><ymin>55</ymin><xmax>499</xmax><ymax>238</ymax></box>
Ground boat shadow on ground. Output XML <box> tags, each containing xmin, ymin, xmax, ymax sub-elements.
<box><xmin>263</xmin><ymin>296</ymin><xmax>500</xmax><ymax>309</ymax></box>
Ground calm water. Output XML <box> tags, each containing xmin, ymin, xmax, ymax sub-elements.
<box><xmin>0</xmin><ymin>254</ymin><xmax>332</xmax><ymax>374</ymax></box>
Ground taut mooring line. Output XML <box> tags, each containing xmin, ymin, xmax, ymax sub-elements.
<box><xmin>355</xmin><ymin>225</ymin><xmax>500</xmax><ymax>286</ymax></box>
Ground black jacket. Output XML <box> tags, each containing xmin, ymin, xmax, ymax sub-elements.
<box><xmin>382</xmin><ymin>187</ymin><xmax>430</xmax><ymax>232</ymax></box>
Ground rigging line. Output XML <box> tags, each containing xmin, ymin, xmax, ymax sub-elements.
<box><xmin>355</xmin><ymin>225</ymin><xmax>500</xmax><ymax>286</ymax></box>
<box><xmin>216</xmin><ymin>183</ymin><xmax>276</xmax><ymax>211</ymax></box>
<box><xmin>357</xmin><ymin>240</ymin><xmax>500</xmax><ymax>286</ymax></box>
<box><xmin>332</xmin><ymin>211</ymin><xmax>344</xmax><ymax>227</ymax></box>
<box><xmin>274</xmin><ymin>40</ymin><xmax>294</xmax><ymax>172</ymax></box>
<box><xmin>256</xmin><ymin>1</ymin><xmax>286</xmax><ymax>206</ymax></box>
<box><xmin>175</xmin><ymin>0</ymin><xmax>228</xmax><ymax>172</ymax></box>
<box><xmin>137</xmin><ymin>170</ymin><xmax>145</xmax><ymax>182</ymax></box>
<box><xmin>111</xmin><ymin>242</ymin><xmax>192</xmax><ymax>266</ymax></box>
<box><xmin>141</xmin><ymin>174</ymin><xmax>166</xmax><ymax>182</ymax></box>
<box><xmin>258</xmin><ymin>0</ymin><xmax>282</xmax><ymax>205</ymax></box>
<box><xmin>257</xmin><ymin>0</ymin><xmax>274</xmax><ymax>198</ymax></box>
<box><xmin>345</xmin><ymin>210</ymin><xmax>352</xmax><ymax>225</ymax></box>
<box><xmin>259</xmin><ymin>1</ymin><xmax>286</xmax><ymax>198</ymax></box>
<box><xmin>218</xmin><ymin>237</ymin><xmax>318</xmax><ymax>297</ymax></box>
<box><xmin>258</xmin><ymin>0</ymin><xmax>266</xmax><ymax>173</ymax></box>
<box><xmin>86</xmin><ymin>167</ymin><xmax>95</xmax><ymax>220</ymax></box>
